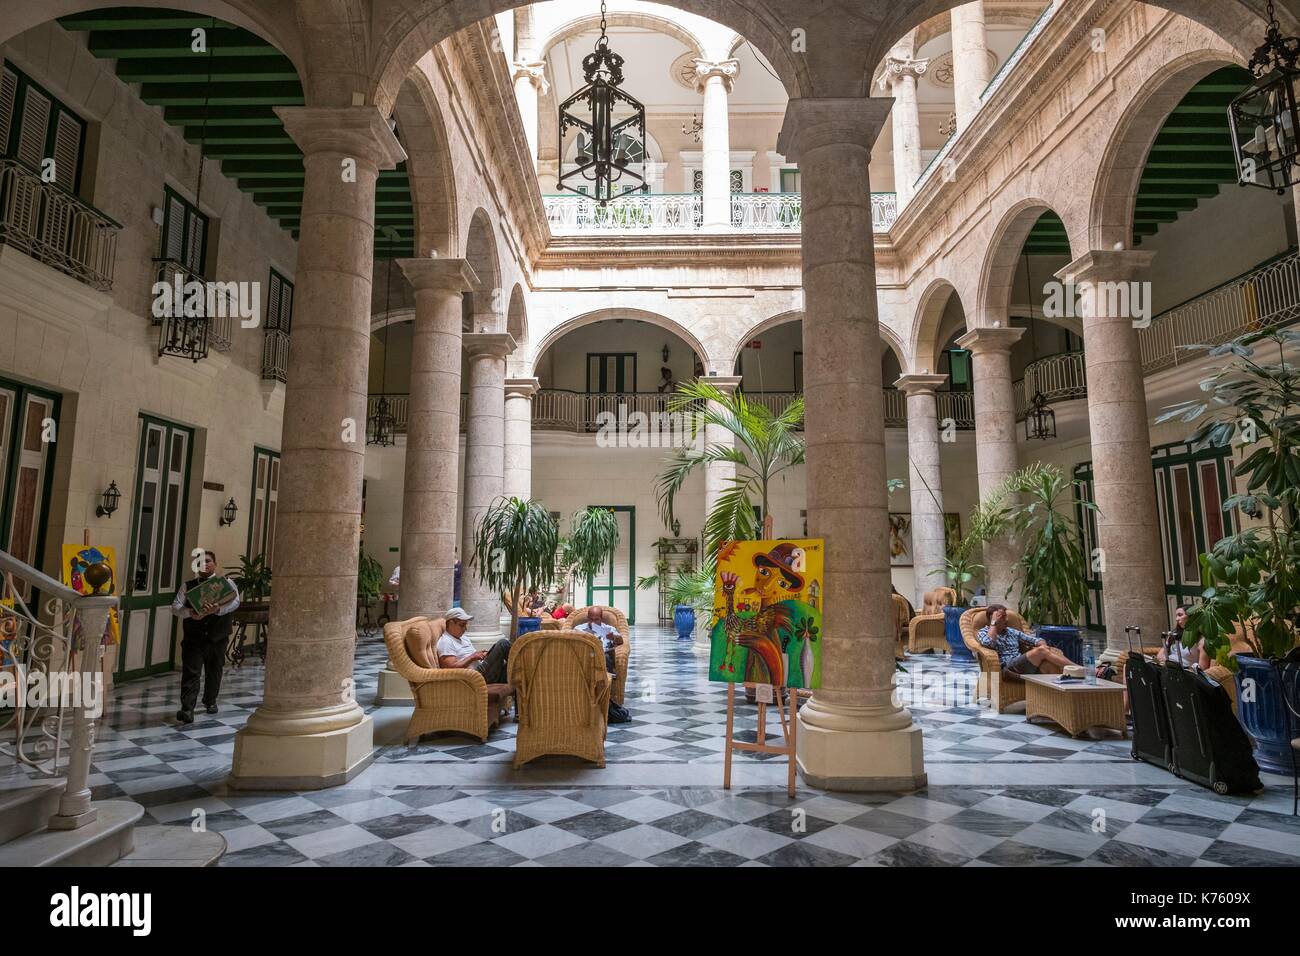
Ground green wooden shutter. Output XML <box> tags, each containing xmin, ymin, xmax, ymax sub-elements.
<box><xmin>278</xmin><ymin>277</ymin><xmax>293</xmax><ymax>333</ymax></box>
<box><xmin>163</xmin><ymin>193</ymin><xmax>186</xmax><ymax>261</ymax></box>
<box><xmin>265</xmin><ymin>271</ymin><xmax>281</xmax><ymax>330</ymax></box>
<box><xmin>52</xmin><ymin>111</ymin><xmax>83</xmax><ymax>192</ymax></box>
<box><xmin>16</xmin><ymin>84</ymin><xmax>50</xmax><ymax>170</ymax></box>
<box><xmin>0</xmin><ymin>66</ymin><xmax>17</xmax><ymax>158</ymax></box>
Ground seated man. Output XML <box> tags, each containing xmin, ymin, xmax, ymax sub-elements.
<box><xmin>573</xmin><ymin>606</ymin><xmax>624</xmax><ymax>677</ymax></box>
<box><xmin>977</xmin><ymin>603</ymin><xmax>1071</xmax><ymax>676</ymax></box>
<box><xmin>435</xmin><ymin>608</ymin><xmax>512</xmax><ymax>684</ymax></box>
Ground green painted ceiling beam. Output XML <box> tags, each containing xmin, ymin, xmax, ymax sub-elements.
<box><xmin>86</xmin><ymin>29</ymin><xmax>271</xmax><ymax>58</ymax></box>
<box><xmin>238</xmin><ymin>178</ymin><xmax>305</xmax><ymax>192</ymax></box>
<box><xmin>219</xmin><ymin>161</ymin><xmax>306</xmax><ymax>176</ymax></box>
<box><xmin>140</xmin><ymin>82</ymin><xmax>305</xmax><ymax>106</ymax></box>
<box><xmin>1137</xmin><ymin>182</ymin><xmax>1221</xmax><ymax>196</ymax></box>
<box><xmin>115</xmin><ymin>56</ymin><xmax>300</xmax><ymax>83</ymax></box>
<box><xmin>199</xmin><ymin>144</ymin><xmax>304</xmax><ymax>160</ymax></box>
<box><xmin>166</xmin><ymin>106</ymin><xmax>283</xmax><ymax>124</ymax></box>
<box><xmin>185</xmin><ymin>132</ymin><xmax>297</xmax><ymax>146</ymax></box>
<box><xmin>59</xmin><ymin>10</ymin><xmax>244</xmax><ymax>30</ymax></box>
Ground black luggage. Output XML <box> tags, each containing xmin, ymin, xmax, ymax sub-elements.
<box><xmin>1162</xmin><ymin>662</ymin><xmax>1262</xmax><ymax>795</ymax></box>
<box><xmin>1123</xmin><ymin>626</ymin><xmax>1174</xmax><ymax>773</ymax></box>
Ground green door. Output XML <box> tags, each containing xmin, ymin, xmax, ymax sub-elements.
<box><xmin>0</xmin><ymin>376</ymin><xmax>60</xmax><ymax>600</ymax></box>
<box><xmin>118</xmin><ymin>415</ymin><xmax>193</xmax><ymax>680</ymax></box>
<box><xmin>586</xmin><ymin>505</ymin><xmax>635</xmax><ymax>625</ymax></box>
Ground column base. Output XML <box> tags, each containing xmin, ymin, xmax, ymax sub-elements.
<box><xmin>230</xmin><ymin>714</ymin><xmax>375</xmax><ymax>791</ymax></box>
<box><xmin>375</xmin><ymin>666</ymin><xmax>414</xmax><ymax>705</ymax></box>
<box><xmin>796</xmin><ymin>703</ymin><xmax>927</xmax><ymax>792</ymax></box>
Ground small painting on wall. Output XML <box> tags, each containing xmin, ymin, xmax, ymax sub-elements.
<box><xmin>888</xmin><ymin>513</ymin><xmax>912</xmax><ymax>566</ymax></box>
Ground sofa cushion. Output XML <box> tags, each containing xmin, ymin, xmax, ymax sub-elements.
<box><xmin>404</xmin><ymin>620</ymin><xmax>440</xmax><ymax>670</ymax></box>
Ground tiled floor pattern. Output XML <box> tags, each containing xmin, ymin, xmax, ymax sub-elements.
<box><xmin>5</xmin><ymin>625</ymin><xmax>1297</xmax><ymax>866</ymax></box>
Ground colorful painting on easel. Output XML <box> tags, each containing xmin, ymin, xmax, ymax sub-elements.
<box><xmin>61</xmin><ymin>544</ymin><xmax>118</xmax><ymax>596</ymax></box>
<box><xmin>708</xmin><ymin>539</ymin><xmax>823</xmax><ymax>689</ymax></box>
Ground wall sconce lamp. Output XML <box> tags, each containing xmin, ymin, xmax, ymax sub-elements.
<box><xmin>219</xmin><ymin>498</ymin><xmax>238</xmax><ymax>527</ymax></box>
<box><xmin>96</xmin><ymin>481</ymin><xmax>121</xmax><ymax>518</ymax></box>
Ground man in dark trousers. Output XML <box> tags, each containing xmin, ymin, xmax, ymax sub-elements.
<box><xmin>171</xmin><ymin>550</ymin><xmax>240</xmax><ymax>723</ymax></box>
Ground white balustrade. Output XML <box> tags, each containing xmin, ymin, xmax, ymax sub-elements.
<box><xmin>542</xmin><ymin>192</ymin><xmax>898</xmax><ymax>234</ymax></box>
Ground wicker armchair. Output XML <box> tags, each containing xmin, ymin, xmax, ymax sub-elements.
<box><xmin>563</xmin><ymin>605</ymin><xmax>631</xmax><ymax>703</ymax></box>
<box><xmin>383</xmin><ymin>617</ymin><xmax>512</xmax><ymax>744</ymax></box>
<box><xmin>960</xmin><ymin>606</ymin><xmax>1031</xmax><ymax>713</ymax></box>
<box><xmin>891</xmin><ymin>593</ymin><xmax>911</xmax><ymax>657</ymax></box>
<box><xmin>508</xmin><ymin>629</ymin><xmax>611</xmax><ymax>769</ymax></box>
<box><xmin>909</xmin><ymin>587</ymin><xmax>956</xmax><ymax>655</ymax></box>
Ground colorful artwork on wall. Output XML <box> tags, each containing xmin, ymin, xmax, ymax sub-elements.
<box><xmin>61</xmin><ymin>544</ymin><xmax>120</xmax><ymax>645</ymax></box>
<box><xmin>888</xmin><ymin>513</ymin><xmax>912</xmax><ymax>566</ymax></box>
<box><xmin>708</xmin><ymin>539</ymin><xmax>823</xmax><ymax>689</ymax></box>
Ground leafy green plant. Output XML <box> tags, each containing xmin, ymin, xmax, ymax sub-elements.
<box><xmin>551</xmin><ymin>507</ymin><xmax>621</xmax><ymax>606</ymax></box>
<box><xmin>357</xmin><ymin>548</ymin><xmax>383</xmax><ymax>602</ymax></box>
<box><xmin>996</xmin><ymin>463</ymin><xmax>1095</xmax><ymax>626</ymax></box>
<box><xmin>930</xmin><ymin>494</ymin><xmax>1006</xmax><ymax>605</ymax></box>
<box><xmin>1157</xmin><ymin>328</ymin><xmax>1300</xmax><ymax>663</ymax></box>
<box><xmin>657</xmin><ymin>381</ymin><xmax>804</xmax><ymax>555</ymax></box>
<box><xmin>638</xmin><ymin>554</ymin><xmax>718</xmax><ymax>619</ymax></box>
<box><xmin>226</xmin><ymin>552</ymin><xmax>271</xmax><ymax>603</ymax></box>
<box><xmin>472</xmin><ymin>496</ymin><xmax>560</xmax><ymax>639</ymax></box>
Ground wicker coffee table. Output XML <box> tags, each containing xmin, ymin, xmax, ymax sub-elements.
<box><xmin>1020</xmin><ymin>673</ymin><xmax>1127</xmax><ymax>738</ymax></box>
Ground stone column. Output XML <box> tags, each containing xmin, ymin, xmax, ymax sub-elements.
<box><xmin>1058</xmin><ymin>250</ymin><xmax>1167</xmax><ymax>648</ymax></box>
<box><xmin>877</xmin><ymin>56</ymin><xmax>928</xmax><ymax>206</ymax></box>
<box><xmin>512</xmin><ymin>61</ymin><xmax>548</xmax><ymax>171</ymax></box>
<box><xmin>461</xmin><ymin>332</ymin><xmax>516</xmax><ymax>648</ymax></box>
<box><xmin>703</xmin><ymin>375</ymin><xmax>743</xmax><ymax>532</ymax></box>
<box><xmin>956</xmin><ymin>326</ymin><xmax>1024</xmax><ymax>604</ymax></box>
<box><xmin>778</xmin><ymin>97</ymin><xmax>926</xmax><ymax>791</ymax></box>
<box><xmin>896</xmin><ymin>373</ymin><xmax>949</xmax><ymax>608</ymax></box>
<box><xmin>503</xmin><ymin>377</ymin><xmax>539</xmax><ymax>501</ymax></box>
<box><xmin>951</xmin><ymin>2</ymin><xmax>992</xmax><ymax>131</ymax></box>
<box><xmin>694</xmin><ymin>58</ymin><xmax>739</xmax><ymax>229</ymax></box>
<box><xmin>232</xmin><ymin>107</ymin><xmax>404</xmax><ymax>789</ymax></box>
<box><xmin>373</xmin><ymin>258</ymin><xmax>476</xmax><ymax>706</ymax></box>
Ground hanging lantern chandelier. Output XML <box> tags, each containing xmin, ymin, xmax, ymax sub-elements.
<box><xmin>367</xmin><ymin>237</ymin><xmax>398</xmax><ymax>448</ymax></box>
<box><xmin>1021</xmin><ymin>251</ymin><xmax>1056</xmax><ymax>441</ymax></box>
<box><xmin>1229</xmin><ymin>0</ymin><xmax>1300</xmax><ymax>192</ymax></box>
<box><xmin>558</xmin><ymin>0</ymin><xmax>648</xmax><ymax>204</ymax></box>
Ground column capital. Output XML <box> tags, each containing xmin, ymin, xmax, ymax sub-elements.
<box><xmin>777</xmin><ymin>97</ymin><xmax>894</xmax><ymax>163</ymax></box>
<box><xmin>511</xmin><ymin>59</ymin><xmax>550</xmax><ymax>95</ymax></box>
<box><xmin>955</xmin><ymin>325</ymin><xmax>1024</xmax><ymax>355</ymax></box>
<box><xmin>505</xmin><ymin>376</ymin><xmax>540</xmax><ymax>399</ymax></box>
<box><xmin>693</xmin><ymin>57</ymin><xmax>740</xmax><ymax>93</ymax></box>
<box><xmin>1055</xmin><ymin>249</ymin><xmax>1156</xmax><ymax>286</ymax></box>
<box><xmin>894</xmin><ymin>372</ymin><xmax>948</xmax><ymax>395</ymax></box>
<box><xmin>705</xmin><ymin>374</ymin><xmax>744</xmax><ymax>395</ymax></box>
<box><xmin>877</xmin><ymin>56</ymin><xmax>929</xmax><ymax>91</ymax></box>
<box><xmin>275</xmin><ymin>106</ymin><xmax>406</xmax><ymax>169</ymax></box>
<box><xmin>398</xmin><ymin>257</ymin><xmax>477</xmax><ymax>293</ymax></box>
<box><xmin>464</xmin><ymin>332</ymin><xmax>517</xmax><ymax>359</ymax></box>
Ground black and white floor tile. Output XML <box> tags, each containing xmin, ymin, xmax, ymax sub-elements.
<box><xmin>5</xmin><ymin>625</ymin><xmax>1297</xmax><ymax>866</ymax></box>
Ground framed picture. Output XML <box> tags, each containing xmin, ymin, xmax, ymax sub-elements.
<box><xmin>888</xmin><ymin>513</ymin><xmax>913</xmax><ymax>566</ymax></box>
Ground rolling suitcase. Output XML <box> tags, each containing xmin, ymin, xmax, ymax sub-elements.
<box><xmin>1123</xmin><ymin>626</ymin><xmax>1174</xmax><ymax>773</ymax></box>
<box><xmin>1162</xmin><ymin>662</ymin><xmax>1262</xmax><ymax>795</ymax></box>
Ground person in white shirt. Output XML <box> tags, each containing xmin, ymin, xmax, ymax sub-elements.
<box><xmin>170</xmin><ymin>550</ymin><xmax>240</xmax><ymax>723</ymax></box>
<box><xmin>434</xmin><ymin>607</ymin><xmax>512</xmax><ymax>684</ymax></box>
<box><xmin>388</xmin><ymin>565</ymin><xmax>400</xmax><ymax>588</ymax></box>
<box><xmin>1157</xmin><ymin>606</ymin><xmax>1210</xmax><ymax>669</ymax></box>
<box><xmin>573</xmin><ymin>605</ymin><xmax>623</xmax><ymax>676</ymax></box>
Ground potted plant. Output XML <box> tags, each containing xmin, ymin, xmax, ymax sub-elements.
<box><xmin>1158</xmin><ymin>327</ymin><xmax>1300</xmax><ymax>773</ymax></box>
<box><xmin>472</xmin><ymin>496</ymin><xmax>561</xmax><ymax>640</ymax></box>
<box><xmin>357</xmin><ymin>548</ymin><xmax>383</xmax><ymax>604</ymax></box>
<box><xmin>557</xmin><ymin>506</ymin><xmax>621</xmax><ymax>614</ymax></box>
<box><xmin>997</xmin><ymin>463</ymin><xmax>1095</xmax><ymax>664</ymax></box>
<box><xmin>640</xmin><ymin>556</ymin><xmax>718</xmax><ymax>640</ymax></box>
<box><xmin>226</xmin><ymin>552</ymin><xmax>272</xmax><ymax>623</ymax></box>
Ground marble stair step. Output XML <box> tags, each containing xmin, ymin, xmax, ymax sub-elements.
<box><xmin>0</xmin><ymin>799</ymin><xmax>142</xmax><ymax>866</ymax></box>
<box><xmin>111</xmin><ymin>825</ymin><xmax>227</xmax><ymax>867</ymax></box>
<box><xmin>0</xmin><ymin>779</ymin><xmax>65</xmax><ymax>846</ymax></box>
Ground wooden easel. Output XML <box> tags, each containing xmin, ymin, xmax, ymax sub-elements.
<box><xmin>723</xmin><ymin>681</ymin><xmax>799</xmax><ymax>798</ymax></box>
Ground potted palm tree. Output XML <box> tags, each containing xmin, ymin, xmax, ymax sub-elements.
<box><xmin>471</xmin><ymin>497</ymin><xmax>561</xmax><ymax>640</ymax></box>
<box><xmin>1158</xmin><ymin>327</ymin><xmax>1300</xmax><ymax>773</ymax></box>
<box><xmin>997</xmin><ymin>463</ymin><xmax>1095</xmax><ymax>664</ymax></box>
<box><xmin>929</xmin><ymin>494</ymin><xmax>1006</xmax><ymax>658</ymax></box>
<box><xmin>558</xmin><ymin>506</ymin><xmax>622</xmax><ymax>615</ymax></box>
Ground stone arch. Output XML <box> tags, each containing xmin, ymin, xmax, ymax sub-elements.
<box><xmin>506</xmin><ymin>283</ymin><xmax>528</xmax><ymax>346</ymax></box>
<box><xmin>463</xmin><ymin>208</ymin><xmax>501</xmax><ymax>333</ymax></box>
<box><xmin>528</xmin><ymin>308</ymin><xmax>710</xmax><ymax>377</ymax></box>
<box><xmin>393</xmin><ymin>63</ymin><xmax>458</xmax><ymax>258</ymax></box>
<box><xmin>369</xmin><ymin>1</ymin><xmax>811</xmax><ymax>117</ymax></box>
<box><xmin>726</xmin><ymin>309</ymin><xmax>906</xmax><ymax>372</ymax></box>
<box><xmin>538</xmin><ymin>10</ymin><xmax>708</xmax><ymax>61</ymax></box>
<box><xmin>910</xmin><ymin>278</ymin><xmax>966</xmax><ymax>375</ymax></box>
<box><xmin>976</xmin><ymin>198</ymin><xmax>1078</xmax><ymax>330</ymax></box>
<box><xmin>1090</xmin><ymin>49</ymin><xmax>1243</xmax><ymax>251</ymax></box>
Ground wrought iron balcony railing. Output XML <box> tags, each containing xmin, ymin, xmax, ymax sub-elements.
<box><xmin>262</xmin><ymin>328</ymin><xmax>290</xmax><ymax>383</ymax></box>
<box><xmin>0</xmin><ymin>157</ymin><xmax>120</xmax><ymax>292</ymax></box>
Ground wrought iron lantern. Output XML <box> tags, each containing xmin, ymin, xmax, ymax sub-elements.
<box><xmin>367</xmin><ymin>394</ymin><xmax>396</xmax><ymax>447</ymax></box>
<box><xmin>219</xmin><ymin>497</ymin><xmax>238</xmax><ymax>527</ymax></box>
<box><xmin>96</xmin><ymin>481</ymin><xmax>121</xmax><ymax>518</ymax></box>
<box><xmin>1025</xmin><ymin>390</ymin><xmax>1057</xmax><ymax>441</ymax></box>
<box><xmin>558</xmin><ymin>0</ymin><xmax>648</xmax><ymax>204</ymax></box>
<box><xmin>159</xmin><ymin>311</ymin><xmax>210</xmax><ymax>362</ymax></box>
<box><xmin>367</xmin><ymin>243</ymin><xmax>398</xmax><ymax>448</ymax></box>
<box><xmin>1229</xmin><ymin>1</ymin><xmax>1300</xmax><ymax>192</ymax></box>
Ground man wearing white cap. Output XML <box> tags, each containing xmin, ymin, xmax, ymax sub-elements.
<box><xmin>435</xmin><ymin>607</ymin><xmax>513</xmax><ymax>684</ymax></box>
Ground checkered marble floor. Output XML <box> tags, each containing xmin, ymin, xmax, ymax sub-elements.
<box><xmin>4</xmin><ymin>624</ymin><xmax>1297</xmax><ymax>866</ymax></box>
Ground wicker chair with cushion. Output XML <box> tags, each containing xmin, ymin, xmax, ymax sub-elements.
<box><xmin>891</xmin><ymin>593</ymin><xmax>911</xmax><ymax>657</ymax></box>
<box><xmin>501</xmin><ymin>590</ymin><xmax>563</xmax><ymax>630</ymax></box>
<box><xmin>960</xmin><ymin>606</ymin><xmax>1032</xmax><ymax>713</ymax></box>
<box><xmin>909</xmin><ymin>587</ymin><xmax>956</xmax><ymax>655</ymax></box>
<box><xmin>508</xmin><ymin>629</ymin><xmax>611</xmax><ymax>769</ymax></box>
<box><xmin>383</xmin><ymin>617</ymin><xmax>512</xmax><ymax>744</ymax></box>
<box><xmin>563</xmin><ymin>605</ymin><xmax>631</xmax><ymax>703</ymax></box>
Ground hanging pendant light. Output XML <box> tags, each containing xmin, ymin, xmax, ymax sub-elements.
<box><xmin>558</xmin><ymin>0</ymin><xmax>648</xmax><ymax>204</ymax></box>
<box><xmin>367</xmin><ymin>235</ymin><xmax>398</xmax><ymax>447</ymax></box>
<box><xmin>160</xmin><ymin>19</ymin><xmax>215</xmax><ymax>362</ymax></box>
<box><xmin>1229</xmin><ymin>0</ymin><xmax>1300</xmax><ymax>192</ymax></box>
<box><xmin>1022</xmin><ymin>251</ymin><xmax>1056</xmax><ymax>441</ymax></box>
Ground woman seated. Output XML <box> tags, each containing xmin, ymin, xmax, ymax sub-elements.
<box><xmin>1156</xmin><ymin>606</ymin><xmax>1211</xmax><ymax>669</ymax></box>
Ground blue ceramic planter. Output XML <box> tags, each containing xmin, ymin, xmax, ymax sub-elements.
<box><xmin>1037</xmin><ymin>624</ymin><xmax>1083</xmax><ymax>665</ymax></box>
<box><xmin>674</xmin><ymin>605</ymin><xmax>696</xmax><ymax>641</ymax></box>
<box><xmin>1233</xmin><ymin>655</ymin><xmax>1300</xmax><ymax>776</ymax></box>
<box><xmin>944</xmin><ymin>605</ymin><xmax>972</xmax><ymax>660</ymax></box>
<box><xmin>516</xmin><ymin>616</ymin><xmax>541</xmax><ymax>637</ymax></box>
